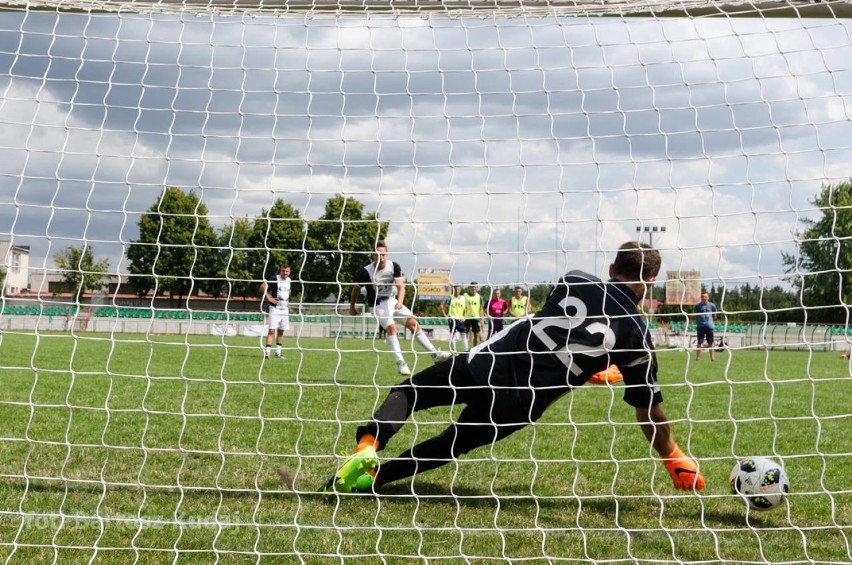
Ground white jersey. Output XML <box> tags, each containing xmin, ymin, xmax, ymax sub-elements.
<box><xmin>355</xmin><ymin>261</ymin><xmax>402</xmax><ymax>307</ymax></box>
<box><xmin>269</xmin><ymin>275</ymin><xmax>291</xmax><ymax>311</ymax></box>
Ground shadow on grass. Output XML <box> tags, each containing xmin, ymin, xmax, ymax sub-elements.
<box><xmin>306</xmin><ymin>479</ymin><xmax>753</xmax><ymax>527</ymax></box>
<box><xmin>5</xmin><ymin>473</ymin><xmax>758</xmax><ymax>530</ymax></box>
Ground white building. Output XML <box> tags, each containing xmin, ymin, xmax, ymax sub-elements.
<box><xmin>0</xmin><ymin>240</ymin><xmax>30</xmax><ymax>295</ymax></box>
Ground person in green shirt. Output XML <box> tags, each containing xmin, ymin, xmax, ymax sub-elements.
<box><xmin>440</xmin><ymin>284</ymin><xmax>468</xmax><ymax>352</ymax></box>
<box><xmin>508</xmin><ymin>286</ymin><xmax>531</xmax><ymax>323</ymax></box>
<box><xmin>464</xmin><ymin>282</ymin><xmax>486</xmax><ymax>348</ymax></box>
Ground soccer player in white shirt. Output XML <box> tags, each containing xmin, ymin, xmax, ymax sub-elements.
<box><xmin>261</xmin><ymin>264</ymin><xmax>292</xmax><ymax>359</ymax></box>
<box><xmin>349</xmin><ymin>241</ymin><xmax>450</xmax><ymax>376</ymax></box>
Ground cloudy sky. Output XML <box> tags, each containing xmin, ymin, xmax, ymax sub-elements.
<box><xmin>0</xmin><ymin>9</ymin><xmax>850</xmax><ymax>291</ymax></box>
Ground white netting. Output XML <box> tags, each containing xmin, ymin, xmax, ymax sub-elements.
<box><xmin>0</xmin><ymin>1</ymin><xmax>851</xmax><ymax>562</ymax></box>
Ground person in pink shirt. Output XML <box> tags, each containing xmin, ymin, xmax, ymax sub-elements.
<box><xmin>486</xmin><ymin>288</ymin><xmax>509</xmax><ymax>338</ymax></box>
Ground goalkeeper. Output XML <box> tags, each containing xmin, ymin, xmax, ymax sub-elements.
<box><xmin>324</xmin><ymin>241</ymin><xmax>704</xmax><ymax>494</ymax></box>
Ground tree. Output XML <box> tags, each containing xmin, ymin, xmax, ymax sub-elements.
<box><xmin>247</xmin><ymin>199</ymin><xmax>306</xmax><ymax>300</ymax></box>
<box><xmin>126</xmin><ymin>187</ymin><xmax>219</xmax><ymax>301</ymax></box>
<box><xmin>0</xmin><ymin>265</ymin><xmax>5</xmax><ymax>294</ymax></box>
<box><xmin>53</xmin><ymin>245</ymin><xmax>110</xmax><ymax>299</ymax></box>
<box><xmin>216</xmin><ymin>217</ymin><xmax>256</xmax><ymax>302</ymax></box>
<box><xmin>304</xmin><ymin>195</ymin><xmax>389</xmax><ymax>303</ymax></box>
<box><xmin>782</xmin><ymin>179</ymin><xmax>852</xmax><ymax>324</ymax></box>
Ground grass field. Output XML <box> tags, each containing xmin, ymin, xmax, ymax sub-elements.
<box><xmin>0</xmin><ymin>330</ymin><xmax>850</xmax><ymax>563</ymax></box>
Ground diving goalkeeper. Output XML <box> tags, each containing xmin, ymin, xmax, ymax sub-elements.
<box><xmin>324</xmin><ymin>241</ymin><xmax>704</xmax><ymax>494</ymax></box>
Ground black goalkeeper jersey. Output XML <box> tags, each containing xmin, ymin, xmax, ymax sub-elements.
<box><xmin>465</xmin><ymin>270</ymin><xmax>662</xmax><ymax>418</ymax></box>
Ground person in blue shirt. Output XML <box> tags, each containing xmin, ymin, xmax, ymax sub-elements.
<box><xmin>694</xmin><ymin>292</ymin><xmax>717</xmax><ymax>362</ymax></box>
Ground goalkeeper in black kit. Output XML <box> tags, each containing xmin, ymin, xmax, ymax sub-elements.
<box><xmin>324</xmin><ymin>241</ymin><xmax>705</xmax><ymax>493</ymax></box>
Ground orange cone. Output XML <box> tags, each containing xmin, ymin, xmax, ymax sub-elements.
<box><xmin>588</xmin><ymin>364</ymin><xmax>623</xmax><ymax>385</ymax></box>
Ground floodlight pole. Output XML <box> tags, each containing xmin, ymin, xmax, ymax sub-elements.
<box><xmin>635</xmin><ymin>225</ymin><xmax>666</xmax><ymax>314</ymax></box>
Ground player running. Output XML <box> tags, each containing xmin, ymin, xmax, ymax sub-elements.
<box><xmin>326</xmin><ymin>241</ymin><xmax>704</xmax><ymax>494</ymax></box>
<box><xmin>350</xmin><ymin>240</ymin><xmax>450</xmax><ymax>376</ymax></box>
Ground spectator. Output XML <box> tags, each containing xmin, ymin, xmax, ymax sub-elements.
<box><xmin>694</xmin><ymin>292</ymin><xmax>717</xmax><ymax>362</ymax></box>
<box><xmin>464</xmin><ymin>282</ymin><xmax>486</xmax><ymax>348</ymax></box>
<box><xmin>487</xmin><ymin>288</ymin><xmax>508</xmax><ymax>338</ymax></box>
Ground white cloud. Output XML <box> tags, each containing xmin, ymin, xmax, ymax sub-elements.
<box><xmin>0</xmin><ymin>14</ymin><xmax>850</xmax><ymax>290</ymax></box>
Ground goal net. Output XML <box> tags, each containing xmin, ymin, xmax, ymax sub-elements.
<box><xmin>0</xmin><ymin>0</ymin><xmax>850</xmax><ymax>562</ymax></box>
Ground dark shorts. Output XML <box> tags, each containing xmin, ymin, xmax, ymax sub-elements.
<box><xmin>380</xmin><ymin>359</ymin><xmax>543</xmax><ymax>429</ymax></box>
<box><xmin>489</xmin><ymin>318</ymin><xmax>504</xmax><ymax>336</ymax></box>
<box><xmin>448</xmin><ymin>318</ymin><xmax>465</xmax><ymax>334</ymax></box>
<box><xmin>697</xmin><ymin>326</ymin><xmax>714</xmax><ymax>346</ymax></box>
<box><xmin>465</xmin><ymin>319</ymin><xmax>481</xmax><ymax>333</ymax></box>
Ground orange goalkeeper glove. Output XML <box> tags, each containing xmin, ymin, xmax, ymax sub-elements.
<box><xmin>662</xmin><ymin>446</ymin><xmax>705</xmax><ymax>491</ymax></box>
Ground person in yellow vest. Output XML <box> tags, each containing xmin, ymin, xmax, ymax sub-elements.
<box><xmin>508</xmin><ymin>286</ymin><xmax>531</xmax><ymax>323</ymax></box>
<box><xmin>464</xmin><ymin>282</ymin><xmax>486</xmax><ymax>347</ymax></box>
<box><xmin>440</xmin><ymin>285</ymin><xmax>469</xmax><ymax>353</ymax></box>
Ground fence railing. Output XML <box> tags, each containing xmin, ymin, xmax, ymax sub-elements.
<box><xmin>1</xmin><ymin>305</ymin><xmax>851</xmax><ymax>351</ymax></box>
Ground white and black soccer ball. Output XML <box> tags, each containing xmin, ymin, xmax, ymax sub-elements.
<box><xmin>729</xmin><ymin>457</ymin><xmax>790</xmax><ymax>512</ymax></box>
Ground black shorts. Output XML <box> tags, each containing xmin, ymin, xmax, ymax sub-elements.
<box><xmin>397</xmin><ymin>359</ymin><xmax>542</xmax><ymax>427</ymax></box>
<box><xmin>465</xmin><ymin>319</ymin><xmax>481</xmax><ymax>333</ymax></box>
<box><xmin>697</xmin><ymin>327</ymin><xmax>714</xmax><ymax>346</ymax></box>
<box><xmin>448</xmin><ymin>318</ymin><xmax>465</xmax><ymax>334</ymax></box>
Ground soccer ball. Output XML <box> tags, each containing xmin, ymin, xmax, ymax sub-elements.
<box><xmin>729</xmin><ymin>457</ymin><xmax>790</xmax><ymax>512</ymax></box>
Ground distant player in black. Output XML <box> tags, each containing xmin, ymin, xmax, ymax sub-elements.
<box><xmin>325</xmin><ymin>241</ymin><xmax>705</xmax><ymax>493</ymax></box>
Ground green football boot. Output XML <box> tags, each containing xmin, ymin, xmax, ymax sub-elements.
<box><xmin>322</xmin><ymin>445</ymin><xmax>378</xmax><ymax>493</ymax></box>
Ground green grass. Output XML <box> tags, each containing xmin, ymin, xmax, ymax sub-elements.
<box><xmin>0</xmin><ymin>330</ymin><xmax>850</xmax><ymax>563</ymax></box>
